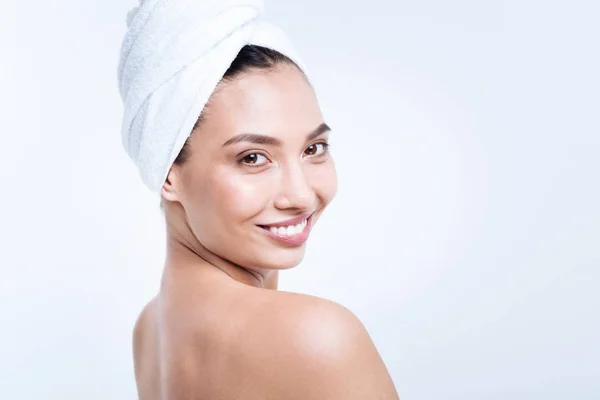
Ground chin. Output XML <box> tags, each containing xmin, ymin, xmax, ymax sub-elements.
<box><xmin>255</xmin><ymin>246</ymin><xmax>307</xmax><ymax>270</ymax></box>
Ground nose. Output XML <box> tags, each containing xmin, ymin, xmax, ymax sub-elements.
<box><xmin>273</xmin><ymin>162</ymin><xmax>315</xmax><ymax>211</ymax></box>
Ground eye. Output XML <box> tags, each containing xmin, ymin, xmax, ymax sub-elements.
<box><xmin>304</xmin><ymin>142</ymin><xmax>329</xmax><ymax>157</ymax></box>
<box><xmin>239</xmin><ymin>153</ymin><xmax>269</xmax><ymax>166</ymax></box>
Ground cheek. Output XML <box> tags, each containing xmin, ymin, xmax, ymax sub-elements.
<box><xmin>207</xmin><ymin>171</ymin><xmax>272</xmax><ymax>221</ymax></box>
<box><xmin>310</xmin><ymin>161</ymin><xmax>338</xmax><ymax>205</ymax></box>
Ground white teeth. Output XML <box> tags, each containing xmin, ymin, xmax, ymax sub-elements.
<box><xmin>267</xmin><ymin>218</ymin><xmax>307</xmax><ymax>236</ymax></box>
<box><xmin>295</xmin><ymin>219</ymin><xmax>307</xmax><ymax>233</ymax></box>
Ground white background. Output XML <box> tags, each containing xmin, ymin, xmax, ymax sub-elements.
<box><xmin>1</xmin><ymin>0</ymin><xmax>599</xmax><ymax>399</ymax></box>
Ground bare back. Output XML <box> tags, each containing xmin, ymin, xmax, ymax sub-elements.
<box><xmin>132</xmin><ymin>269</ymin><xmax>399</xmax><ymax>399</ymax></box>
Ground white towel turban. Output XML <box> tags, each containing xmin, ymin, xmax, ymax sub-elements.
<box><xmin>117</xmin><ymin>0</ymin><xmax>304</xmax><ymax>192</ymax></box>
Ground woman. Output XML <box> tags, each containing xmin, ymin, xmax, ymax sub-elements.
<box><xmin>119</xmin><ymin>2</ymin><xmax>399</xmax><ymax>399</ymax></box>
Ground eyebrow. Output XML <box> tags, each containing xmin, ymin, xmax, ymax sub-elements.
<box><xmin>222</xmin><ymin>122</ymin><xmax>331</xmax><ymax>147</ymax></box>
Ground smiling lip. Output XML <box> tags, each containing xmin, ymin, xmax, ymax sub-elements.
<box><xmin>257</xmin><ymin>213</ymin><xmax>314</xmax><ymax>246</ymax></box>
<box><xmin>260</xmin><ymin>213</ymin><xmax>313</xmax><ymax>228</ymax></box>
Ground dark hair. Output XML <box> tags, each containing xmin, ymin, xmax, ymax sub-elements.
<box><xmin>172</xmin><ymin>45</ymin><xmax>301</xmax><ymax>166</ymax></box>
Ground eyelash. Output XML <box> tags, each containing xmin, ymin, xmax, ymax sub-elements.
<box><xmin>237</xmin><ymin>141</ymin><xmax>331</xmax><ymax>166</ymax></box>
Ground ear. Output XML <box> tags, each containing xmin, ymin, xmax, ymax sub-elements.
<box><xmin>161</xmin><ymin>167</ymin><xmax>182</xmax><ymax>203</ymax></box>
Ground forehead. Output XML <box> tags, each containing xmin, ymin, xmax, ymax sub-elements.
<box><xmin>200</xmin><ymin>65</ymin><xmax>324</xmax><ymax>141</ymax></box>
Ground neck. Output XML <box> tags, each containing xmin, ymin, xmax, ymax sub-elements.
<box><xmin>162</xmin><ymin>208</ymin><xmax>279</xmax><ymax>290</ymax></box>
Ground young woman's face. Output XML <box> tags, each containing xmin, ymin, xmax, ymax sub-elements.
<box><xmin>167</xmin><ymin>64</ymin><xmax>337</xmax><ymax>270</ymax></box>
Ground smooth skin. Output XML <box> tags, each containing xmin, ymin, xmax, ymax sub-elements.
<box><xmin>133</xmin><ymin>63</ymin><xmax>400</xmax><ymax>399</ymax></box>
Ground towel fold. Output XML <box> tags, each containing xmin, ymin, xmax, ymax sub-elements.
<box><xmin>117</xmin><ymin>0</ymin><xmax>303</xmax><ymax>192</ymax></box>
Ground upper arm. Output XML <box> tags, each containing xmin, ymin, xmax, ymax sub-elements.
<box><xmin>233</xmin><ymin>295</ymin><xmax>400</xmax><ymax>400</ymax></box>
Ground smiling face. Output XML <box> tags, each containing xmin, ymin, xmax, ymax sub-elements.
<box><xmin>162</xmin><ymin>64</ymin><xmax>337</xmax><ymax>270</ymax></box>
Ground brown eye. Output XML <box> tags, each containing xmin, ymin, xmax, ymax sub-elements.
<box><xmin>304</xmin><ymin>143</ymin><xmax>329</xmax><ymax>156</ymax></box>
<box><xmin>240</xmin><ymin>153</ymin><xmax>268</xmax><ymax>166</ymax></box>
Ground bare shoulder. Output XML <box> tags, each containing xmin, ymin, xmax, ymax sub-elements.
<box><xmin>225</xmin><ymin>290</ymin><xmax>400</xmax><ymax>399</ymax></box>
<box><xmin>131</xmin><ymin>297</ymin><xmax>160</xmax><ymax>400</ymax></box>
<box><xmin>132</xmin><ymin>297</ymin><xmax>155</xmax><ymax>351</ymax></box>
<box><xmin>156</xmin><ymin>286</ymin><xmax>399</xmax><ymax>399</ymax></box>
